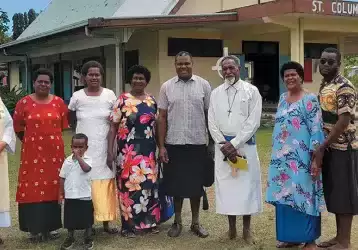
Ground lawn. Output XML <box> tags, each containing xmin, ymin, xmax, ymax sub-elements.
<box><xmin>1</xmin><ymin>129</ymin><xmax>357</xmax><ymax>249</ymax></box>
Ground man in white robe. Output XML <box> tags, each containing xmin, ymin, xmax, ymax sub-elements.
<box><xmin>208</xmin><ymin>55</ymin><xmax>262</xmax><ymax>243</ymax></box>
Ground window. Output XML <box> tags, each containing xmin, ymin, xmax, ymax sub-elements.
<box><xmin>167</xmin><ymin>38</ymin><xmax>223</xmax><ymax>57</ymax></box>
<box><xmin>304</xmin><ymin>43</ymin><xmax>337</xmax><ymax>59</ymax></box>
<box><xmin>124</xmin><ymin>50</ymin><xmax>139</xmax><ymax>83</ymax></box>
<box><xmin>242</xmin><ymin>41</ymin><xmax>278</xmax><ymax>55</ymax></box>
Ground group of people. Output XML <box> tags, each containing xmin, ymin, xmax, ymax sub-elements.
<box><xmin>0</xmin><ymin>47</ymin><xmax>356</xmax><ymax>250</ymax></box>
<box><xmin>266</xmin><ymin>47</ymin><xmax>358</xmax><ymax>250</ymax></box>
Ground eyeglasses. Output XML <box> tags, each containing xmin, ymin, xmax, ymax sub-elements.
<box><xmin>320</xmin><ymin>58</ymin><xmax>336</xmax><ymax>66</ymax></box>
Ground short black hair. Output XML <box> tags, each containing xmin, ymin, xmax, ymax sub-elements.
<box><xmin>81</xmin><ymin>60</ymin><xmax>105</xmax><ymax>76</ymax></box>
<box><xmin>127</xmin><ymin>65</ymin><xmax>151</xmax><ymax>83</ymax></box>
<box><xmin>322</xmin><ymin>47</ymin><xmax>341</xmax><ymax>63</ymax></box>
<box><xmin>72</xmin><ymin>133</ymin><xmax>88</xmax><ymax>144</ymax></box>
<box><xmin>33</xmin><ymin>68</ymin><xmax>54</xmax><ymax>82</ymax></box>
<box><xmin>175</xmin><ymin>51</ymin><xmax>193</xmax><ymax>62</ymax></box>
<box><xmin>280</xmin><ymin>61</ymin><xmax>304</xmax><ymax>80</ymax></box>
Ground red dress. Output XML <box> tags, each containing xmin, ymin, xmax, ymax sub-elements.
<box><xmin>13</xmin><ymin>95</ymin><xmax>69</xmax><ymax>204</ymax></box>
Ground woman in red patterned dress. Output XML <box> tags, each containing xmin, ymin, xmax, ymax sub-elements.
<box><xmin>13</xmin><ymin>68</ymin><xmax>69</xmax><ymax>242</ymax></box>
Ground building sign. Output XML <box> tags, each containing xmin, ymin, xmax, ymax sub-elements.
<box><xmin>312</xmin><ymin>0</ymin><xmax>358</xmax><ymax>16</ymax></box>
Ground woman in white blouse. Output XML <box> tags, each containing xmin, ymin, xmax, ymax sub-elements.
<box><xmin>68</xmin><ymin>61</ymin><xmax>118</xmax><ymax>234</ymax></box>
<box><xmin>0</xmin><ymin>98</ymin><xmax>16</xmax><ymax>245</ymax></box>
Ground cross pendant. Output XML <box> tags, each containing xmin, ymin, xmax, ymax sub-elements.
<box><xmin>227</xmin><ymin>110</ymin><xmax>232</xmax><ymax>116</ymax></box>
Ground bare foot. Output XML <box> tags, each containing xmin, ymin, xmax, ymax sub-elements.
<box><xmin>318</xmin><ymin>238</ymin><xmax>338</xmax><ymax>248</ymax></box>
<box><xmin>303</xmin><ymin>243</ymin><xmax>317</xmax><ymax>250</ymax></box>
<box><xmin>243</xmin><ymin>229</ymin><xmax>255</xmax><ymax>245</ymax></box>
<box><xmin>228</xmin><ymin>228</ymin><xmax>237</xmax><ymax>240</ymax></box>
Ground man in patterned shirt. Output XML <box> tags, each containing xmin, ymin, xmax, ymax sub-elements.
<box><xmin>314</xmin><ymin>47</ymin><xmax>358</xmax><ymax>250</ymax></box>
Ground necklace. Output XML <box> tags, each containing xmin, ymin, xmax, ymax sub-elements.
<box><xmin>226</xmin><ymin>86</ymin><xmax>238</xmax><ymax>117</ymax></box>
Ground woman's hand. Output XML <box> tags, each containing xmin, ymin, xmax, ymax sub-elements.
<box><xmin>106</xmin><ymin>153</ymin><xmax>114</xmax><ymax>170</ymax></box>
<box><xmin>311</xmin><ymin>158</ymin><xmax>321</xmax><ymax>180</ymax></box>
<box><xmin>0</xmin><ymin>141</ymin><xmax>6</xmax><ymax>154</ymax></box>
<box><xmin>58</xmin><ymin>191</ymin><xmax>64</xmax><ymax>204</ymax></box>
<box><xmin>159</xmin><ymin>146</ymin><xmax>169</xmax><ymax>164</ymax></box>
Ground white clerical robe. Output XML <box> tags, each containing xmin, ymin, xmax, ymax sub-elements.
<box><xmin>0</xmin><ymin>99</ymin><xmax>16</xmax><ymax>227</ymax></box>
<box><xmin>208</xmin><ymin>79</ymin><xmax>262</xmax><ymax>216</ymax></box>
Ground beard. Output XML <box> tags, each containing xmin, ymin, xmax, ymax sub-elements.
<box><xmin>224</xmin><ymin>76</ymin><xmax>236</xmax><ymax>85</ymax></box>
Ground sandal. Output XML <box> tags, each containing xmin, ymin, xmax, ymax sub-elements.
<box><xmin>276</xmin><ymin>242</ymin><xmax>302</xmax><ymax>248</ymax></box>
<box><xmin>318</xmin><ymin>238</ymin><xmax>338</xmax><ymax>248</ymax></box>
<box><xmin>167</xmin><ymin>222</ymin><xmax>182</xmax><ymax>238</ymax></box>
<box><xmin>150</xmin><ymin>226</ymin><xmax>160</xmax><ymax>234</ymax></box>
<box><xmin>190</xmin><ymin>223</ymin><xmax>209</xmax><ymax>238</ymax></box>
<box><xmin>30</xmin><ymin>234</ymin><xmax>43</xmax><ymax>243</ymax></box>
<box><xmin>121</xmin><ymin>229</ymin><xmax>136</xmax><ymax>238</ymax></box>
<box><xmin>104</xmin><ymin>227</ymin><xmax>119</xmax><ymax>234</ymax></box>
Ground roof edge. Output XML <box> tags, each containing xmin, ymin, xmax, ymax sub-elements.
<box><xmin>88</xmin><ymin>12</ymin><xmax>238</xmax><ymax>28</ymax></box>
<box><xmin>0</xmin><ymin>20</ymin><xmax>89</xmax><ymax>50</ymax></box>
<box><xmin>169</xmin><ymin>0</ymin><xmax>186</xmax><ymax>14</ymax></box>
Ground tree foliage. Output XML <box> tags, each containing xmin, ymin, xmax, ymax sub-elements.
<box><xmin>12</xmin><ymin>13</ymin><xmax>22</xmax><ymax>40</ymax></box>
<box><xmin>28</xmin><ymin>9</ymin><xmax>36</xmax><ymax>24</ymax></box>
<box><xmin>343</xmin><ymin>55</ymin><xmax>358</xmax><ymax>89</ymax></box>
<box><xmin>23</xmin><ymin>12</ymin><xmax>28</xmax><ymax>28</ymax></box>
<box><xmin>0</xmin><ymin>8</ymin><xmax>10</xmax><ymax>44</ymax></box>
<box><xmin>12</xmin><ymin>9</ymin><xmax>38</xmax><ymax>40</ymax></box>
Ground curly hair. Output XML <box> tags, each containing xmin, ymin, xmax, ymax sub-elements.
<box><xmin>127</xmin><ymin>65</ymin><xmax>151</xmax><ymax>83</ymax></box>
<box><xmin>32</xmin><ymin>68</ymin><xmax>54</xmax><ymax>82</ymax></box>
<box><xmin>280</xmin><ymin>61</ymin><xmax>304</xmax><ymax>80</ymax></box>
<box><xmin>81</xmin><ymin>60</ymin><xmax>105</xmax><ymax>76</ymax></box>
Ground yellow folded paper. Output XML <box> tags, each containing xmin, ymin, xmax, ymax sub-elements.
<box><xmin>228</xmin><ymin>156</ymin><xmax>248</xmax><ymax>171</ymax></box>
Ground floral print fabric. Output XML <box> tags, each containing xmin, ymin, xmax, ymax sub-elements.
<box><xmin>110</xmin><ymin>93</ymin><xmax>160</xmax><ymax>230</ymax></box>
<box><xmin>319</xmin><ymin>74</ymin><xmax>358</xmax><ymax>150</ymax></box>
<box><xmin>266</xmin><ymin>93</ymin><xmax>325</xmax><ymax>216</ymax></box>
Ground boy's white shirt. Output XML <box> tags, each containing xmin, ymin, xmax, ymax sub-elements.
<box><xmin>59</xmin><ymin>154</ymin><xmax>93</xmax><ymax>200</ymax></box>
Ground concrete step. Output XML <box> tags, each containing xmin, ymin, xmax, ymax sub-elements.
<box><xmin>260</xmin><ymin>112</ymin><xmax>275</xmax><ymax>128</ymax></box>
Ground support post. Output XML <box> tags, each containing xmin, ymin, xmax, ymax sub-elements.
<box><xmin>115</xmin><ymin>41</ymin><xmax>124</xmax><ymax>96</ymax></box>
<box><xmin>338</xmin><ymin>36</ymin><xmax>345</xmax><ymax>73</ymax></box>
<box><xmin>290</xmin><ymin>17</ymin><xmax>304</xmax><ymax>66</ymax></box>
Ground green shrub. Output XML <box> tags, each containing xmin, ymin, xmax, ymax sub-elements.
<box><xmin>347</xmin><ymin>74</ymin><xmax>358</xmax><ymax>89</ymax></box>
<box><xmin>0</xmin><ymin>85</ymin><xmax>28</xmax><ymax>116</ymax></box>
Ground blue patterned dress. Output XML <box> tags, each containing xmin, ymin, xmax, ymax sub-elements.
<box><xmin>266</xmin><ymin>93</ymin><xmax>325</xmax><ymax>243</ymax></box>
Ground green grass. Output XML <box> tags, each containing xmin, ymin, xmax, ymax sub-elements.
<box><xmin>1</xmin><ymin>128</ymin><xmax>357</xmax><ymax>249</ymax></box>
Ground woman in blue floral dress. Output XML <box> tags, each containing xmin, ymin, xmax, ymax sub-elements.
<box><xmin>266</xmin><ymin>62</ymin><xmax>325</xmax><ymax>250</ymax></box>
<box><xmin>107</xmin><ymin>65</ymin><xmax>160</xmax><ymax>237</ymax></box>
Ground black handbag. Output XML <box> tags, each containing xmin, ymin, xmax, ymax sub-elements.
<box><xmin>203</xmin><ymin>143</ymin><xmax>215</xmax><ymax>188</ymax></box>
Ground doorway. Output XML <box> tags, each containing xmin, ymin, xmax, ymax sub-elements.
<box><xmin>242</xmin><ymin>41</ymin><xmax>280</xmax><ymax>103</ymax></box>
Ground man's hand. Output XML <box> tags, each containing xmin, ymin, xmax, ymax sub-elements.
<box><xmin>310</xmin><ymin>158</ymin><xmax>321</xmax><ymax>180</ymax></box>
<box><xmin>312</xmin><ymin>145</ymin><xmax>325</xmax><ymax>168</ymax></box>
<box><xmin>106</xmin><ymin>153</ymin><xmax>114</xmax><ymax>170</ymax></box>
<box><xmin>219</xmin><ymin>141</ymin><xmax>237</xmax><ymax>156</ymax></box>
<box><xmin>159</xmin><ymin>147</ymin><xmax>169</xmax><ymax>164</ymax></box>
<box><xmin>219</xmin><ymin>141</ymin><xmax>238</xmax><ymax>163</ymax></box>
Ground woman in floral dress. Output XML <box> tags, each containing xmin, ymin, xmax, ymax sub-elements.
<box><xmin>266</xmin><ymin>62</ymin><xmax>325</xmax><ymax>250</ymax></box>
<box><xmin>107</xmin><ymin>65</ymin><xmax>160</xmax><ymax>237</ymax></box>
<box><xmin>13</xmin><ymin>68</ymin><xmax>68</xmax><ymax>242</ymax></box>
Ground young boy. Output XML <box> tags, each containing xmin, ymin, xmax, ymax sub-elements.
<box><xmin>59</xmin><ymin>133</ymin><xmax>94</xmax><ymax>250</ymax></box>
